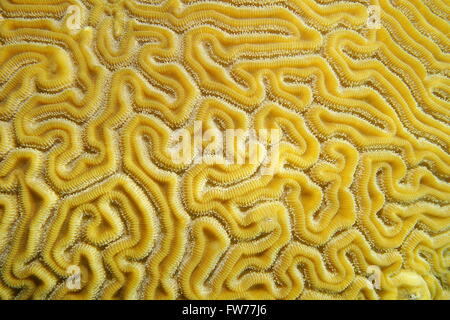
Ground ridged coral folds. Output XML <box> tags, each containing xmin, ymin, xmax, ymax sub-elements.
<box><xmin>0</xmin><ymin>0</ymin><xmax>449</xmax><ymax>300</ymax></box>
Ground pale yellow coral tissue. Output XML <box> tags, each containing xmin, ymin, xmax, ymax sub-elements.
<box><xmin>0</xmin><ymin>0</ymin><xmax>448</xmax><ymax>300</ymax></box>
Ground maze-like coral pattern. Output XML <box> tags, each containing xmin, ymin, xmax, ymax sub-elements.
<box><xmin>0</xmin><ymin>0</ymin><xmax>449</xmax><ymax>300</ymax></box>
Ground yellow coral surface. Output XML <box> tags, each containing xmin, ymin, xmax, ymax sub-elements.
<box><xmin>0</xmin><ymin>0</ymin><xmax>449</xmax><ymax>300</ymax></box>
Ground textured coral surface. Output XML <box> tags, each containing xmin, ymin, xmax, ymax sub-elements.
<box><xmin>0</xmin><ymin>0</ymin><xmax>449</xmax><ymax>300</ymax></box>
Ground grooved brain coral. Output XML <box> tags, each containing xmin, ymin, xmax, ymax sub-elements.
<box><xmin>0</xmin><ymin>0</ymin><xmax>449</xmax><ymax>301</ymax></box>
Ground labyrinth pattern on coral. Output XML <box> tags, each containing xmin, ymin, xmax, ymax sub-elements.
<box><xmin>0</xmin><ymin>0</ymin><xmax>449</xmax><ymax>300</ymax></box>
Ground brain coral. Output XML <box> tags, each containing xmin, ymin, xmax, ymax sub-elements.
<box><xmin>0</xmin><ymin>0</ymin><xmax>449</xmax><ymax>300</ymax></box>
